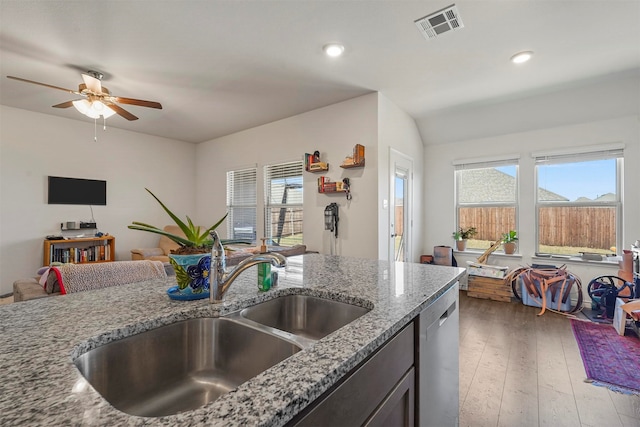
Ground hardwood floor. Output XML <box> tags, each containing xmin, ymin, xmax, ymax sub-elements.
<box><xmin>459</xmin><ymin>291</ymin><xmax>640</xmax><ymax>427</ymax></box>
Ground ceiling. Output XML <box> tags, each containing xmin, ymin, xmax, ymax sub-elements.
<box><xmin>1</xmin><ymin>1</ymin><xmax>639</xmax><ymax>144</ymax></box>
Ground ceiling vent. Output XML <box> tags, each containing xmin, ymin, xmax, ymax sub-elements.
<box><xmin>414</xmin><ymin>4</ymin><xmax>464</xmax><ymax>40</ymax></box>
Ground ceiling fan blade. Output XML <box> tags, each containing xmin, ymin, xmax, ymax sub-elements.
<box><xmin>7</xmin><ymin>76</ymin><xmax>79</xmax><ymax>94</ymax></box>
<box><xmin>82</xmin><ymin>73</ymin><xmax>102</xmax><ymax>94</ymax></box>
<box><xmin>52</xmin><ymin>100</ymin><xmax>76</xmax><ymax>108</ymax></box>
<box><xmin>114</xmin><ymin>97</ymin><xmax>162</xmax><ymax>109</ymax></box>
<box><xmin>106</xmin><ymin>103</ymin><xmax>138</xmax><ymax>121</ymax></box>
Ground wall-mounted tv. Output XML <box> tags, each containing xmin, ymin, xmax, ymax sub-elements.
<box><xmin>47</xmin><ymin>176</ymin><xmax>107</xmax><ymax>205</ymax></box>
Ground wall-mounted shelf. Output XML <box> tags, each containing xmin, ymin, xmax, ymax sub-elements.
<box><xmin>340</xmin><ymin>161</ymin><xmax>364</xmax><ymax>169</ymax></box>
<box><xmin>340</xmin><ymin>144</ymin><xmax>365</xmax><ymax>169</ymax></box>
<box><xmin>317</xmin><ymin>176</ymin><xmax>349</xmax><ymax>194</ymax></box>
<box><xmin>305</xmin><ymin>152</ymin><xmax>329</xmax><ymax>172</ymax></box>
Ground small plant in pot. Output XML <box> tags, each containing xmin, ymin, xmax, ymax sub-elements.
<box><xmin>452</xmin><ymin>227</ymin><xmax>477</xmax><ymax>251</ymax></box>
<box><xmin>501</xmin><ymin>230</ymin><xmax>518</xmax><ymax>255</ymax></box>
<box><xmin>128</xmin><ymin>188</ymin><xmax>232</xmax><ymax>300</ymax></box>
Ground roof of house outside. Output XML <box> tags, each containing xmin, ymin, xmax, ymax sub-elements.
<box><xmin>458</xmin><ymin>168</ymin><xmax>568</xmax><ymax>203</ymax></box>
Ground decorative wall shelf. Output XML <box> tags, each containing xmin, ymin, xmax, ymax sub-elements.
<box><xmin>340</xmin><ymin>144</ymin><xmax>365</xmax><ymax>169</ymax></box>
<box><xmin>305</xmin><ymin>152</ymin><xmax>329</xmax><ymax>172</ymax></box>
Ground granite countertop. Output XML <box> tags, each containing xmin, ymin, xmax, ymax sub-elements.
<box><xmin>0</xmin><ymin>254</ymin><xmax>465</xmax><ymax>426</ymax></box>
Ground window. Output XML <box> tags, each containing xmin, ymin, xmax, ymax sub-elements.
<box><xmin>226</xmin><ymin>168</ymin><xmax>257</xmax><ymax>241</ymax></box>
<box><xmin>535</xmin><ymin>146</ymin><xmax>622</xmax><ymax>255</ymax></box>
<box><xmin>454</xmin><ymin>158</ymin><xmax>519</xmax><ymax>251</ymax></box>
<box><xmin>264</xmin><ymin>160</ymin><xmax>303</xmax><ymax>245</ymax></box>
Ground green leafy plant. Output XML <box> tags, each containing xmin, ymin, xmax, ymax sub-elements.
<box><xmin>501</xmin><ymin>230</ymin><xmax>518</xmax><ymax>244</ymax></box>
<box><xmin>128</xmin><ymin>188</ymin><xmax>229</xmax><ymax>255</ymax></box>
<box><xmin>452</xmin><ymin>227</ymin><xmax>477</xmax><ymax>241</ymax></box>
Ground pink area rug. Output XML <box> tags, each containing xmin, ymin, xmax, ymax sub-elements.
<box><xmin>571</xmin><ymin>319</ymin><xmax>640</xmax><ymax>395</ymax></box>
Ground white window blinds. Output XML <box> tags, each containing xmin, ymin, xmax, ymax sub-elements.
<box><xmin>264</xmin><ymin>160</ymin><xmax>303</xmax><ymax>245</ymax></box>
<box><xmin>226</xmin><ymin>167</ymin><xmax>257</xmax><ymax>240</ymax></box>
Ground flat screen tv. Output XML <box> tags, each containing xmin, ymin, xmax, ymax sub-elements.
<box><xmin>47</xmin><ymin>176</ymin><xmax>107</xmax><ymax>205</ymax></box>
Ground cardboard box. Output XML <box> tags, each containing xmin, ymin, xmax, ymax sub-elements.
<box><xmin>613</xmin><ymin>298</ymin><xmax>640</xmax><ymax>336</ymax></box>
<box><xmin>466</xmin><ymin>262</ymin><xmax>509</xmax><ymax>278</ymax></box>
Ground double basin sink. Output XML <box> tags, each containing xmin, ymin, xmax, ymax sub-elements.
<box><xmin>74</xmin><ymin>294</ymin><xmax>371</xmax><ymax>417</ymax></box>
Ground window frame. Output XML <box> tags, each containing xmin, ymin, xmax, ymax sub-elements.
<box><xmin>534</xmin><ymin>146</ymin><xmax>623</xmax><ymax>256</ymax></box>
<box><xmin>263</xmin><ymin>160</ymin><xmax>304</xmax><ymax>246</ymax></box>
<box><xmin>453</xmin><ymin>156</ymin><xmax>520</xmax><ymax>252</ymax></box>
<box><xmin>226</xmin><ymin>167</ymin><xmax>257</xmax><ymax>241</ymax></box>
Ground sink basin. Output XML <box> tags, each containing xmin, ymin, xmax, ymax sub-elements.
<box><xmin>74</xmin><ymin>318</ymin><xmax>301</xmax><ymax>417</ymax></box>
<box><xmin>241</xmin><ymin>295</ymin><xmax>370</xmax><ymax>340</ymax></box>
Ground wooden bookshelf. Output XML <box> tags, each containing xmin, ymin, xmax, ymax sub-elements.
<box><xmin>44</xmin><ymin>235</ymin><xmax>115</xmax><ymax>265</ymax></box>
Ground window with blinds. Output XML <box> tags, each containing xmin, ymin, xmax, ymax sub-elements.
<box><xmin>534</xmin><ymin>146</ymin><xmax>623</xmax><ymax>255</ymax></box>
<box><xmin>226</xmin><ymin>167</ymin><xmax>257</xmax><ymax>241</ymax></box>
<box><xmin>264</xmin><ymin>160</ymin><xmax>303</xmax><ymax>245</ymax></box>
<box><xmin>454</xmin><ymin>157</ymin><xmax>519</xmax><ymax>251</ymax></box>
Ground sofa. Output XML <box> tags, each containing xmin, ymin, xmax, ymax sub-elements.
<box><xmin>130</xmin><ymin>225</ymin><xmax>186</xmax><ymax>263</ymax></box>
<box><xmin>130</xmin><ymin>225</ymin><xmax>308</xmax><ymax>266</ymax></box>
<box><xmin>13</xmin><ymin>260</ymin><xmax>171</xmax><ymax>302</ymax></box>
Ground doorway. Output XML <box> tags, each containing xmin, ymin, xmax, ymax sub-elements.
<box><xmin>389</xmin><ymin>149</ymin><xmax>413</xmax><ymax>262</ymax></box>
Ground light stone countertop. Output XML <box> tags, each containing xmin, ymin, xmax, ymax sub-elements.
<box><xmin>0</xmin><ymin>254</ymin><xmax>465</xmax><ymax>426</ymax></box>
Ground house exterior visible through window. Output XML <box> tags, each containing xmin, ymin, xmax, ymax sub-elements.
<box><xmin>454</xmin><ymin>158</ymin><xmax>519</xmax><ymax>251</ymax></box>
<box><xmin>264</xmin><ymin>160</ymin><xmax>303</xmax><ymax>245</ymax></box>
<box><xmin>535</xmin><ymin>146</ymin><xmax>623</xmax><ymax>255</ymax></box>
<box><xmin>226</xmin><ymin>167</ymin><xmax>257</xmax><ymax>241</ymax></box>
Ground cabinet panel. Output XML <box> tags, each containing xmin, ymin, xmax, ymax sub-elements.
<box><xmin>364</xmin><ymin>367</ymin><xmax>415</xmax><ymax>427</ymax></box>
<box><xmin>290</xmin><ymin>323</ymin><xmax>414</xmax><ymax>426</ymax></box>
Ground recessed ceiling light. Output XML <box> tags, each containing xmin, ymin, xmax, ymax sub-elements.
<box><xmin>323</xmin><ymin>43</ymin><xmax>345</xmax><ymax>58</ymax></box>
<box><xmin>511</xmin><ymin>51</ymin><xmax>534</xmax><ymax>64</ymax></box>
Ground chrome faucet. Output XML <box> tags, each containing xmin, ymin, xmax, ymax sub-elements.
<box><xmin>209</xmin><ymin>231</ymin><xmax>287</xmax><ymax>303</ymax></box>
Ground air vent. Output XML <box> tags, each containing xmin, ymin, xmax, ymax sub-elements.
<box><xmin>414</xmin><ymin>4</ymin><xmax>464</xmax><ymax>40</ymax></box>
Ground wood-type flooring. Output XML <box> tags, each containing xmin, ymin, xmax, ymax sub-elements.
<box><xmin>459</xmin><ymin>291</ymin><xmax>640</xmax><ymax>427</ymax></box>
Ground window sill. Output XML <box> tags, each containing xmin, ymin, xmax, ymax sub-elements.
<box><xmin>532</xmin><ymin>254</ymin><xmax>619</xmax><ymax>267</ymax></box>
<box><xmin>453</xmin><ymin>250</ymin><xmax>523</xmax><ymax>259</ymax></box>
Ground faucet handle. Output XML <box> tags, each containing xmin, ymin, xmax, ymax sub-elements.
<box><xmin>209</xmin><ymin>230</ymin><xmax>225</xmax><ymax>258</ymax></box>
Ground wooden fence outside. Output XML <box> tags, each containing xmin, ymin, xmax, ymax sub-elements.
<box><xmin>459</xmin><ymin>206</ymin><xmax>616</xmax><ymax>249</ymax></box>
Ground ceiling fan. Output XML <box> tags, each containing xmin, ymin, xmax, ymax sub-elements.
<box><xmin>6</xmin><ymin>71</ymin><xmax>162</xmax><ymax>121</ymax></box>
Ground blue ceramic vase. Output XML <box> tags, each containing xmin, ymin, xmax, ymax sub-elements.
<box><xmin>167</xmin><ymin>253</ymin><xmax>211</xmax><ymax>300</ymax></box>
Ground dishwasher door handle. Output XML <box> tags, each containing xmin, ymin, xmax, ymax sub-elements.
<box><xmin>438</xmin><ymin>310</ymin><xmax>449</xmax><ymax>327</ymax></box>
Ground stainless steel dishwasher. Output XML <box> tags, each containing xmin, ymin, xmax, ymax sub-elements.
<box><xmin>416</xmin><ymin>282</ymin><xmax>459</xmax><ymax>427</ymax></box>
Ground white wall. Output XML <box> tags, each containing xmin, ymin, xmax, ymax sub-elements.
<box><xmin>423</xmin><ymin>114</ymin><xmax>640</xmax><ymax>286</ymax></box>
<box><xmin>0</xmin><ymin>106</ymin><xmax>196</xmax><ymax>295</ymax></box>
<box><xmin>377</xmin><ymin>94</ymin><xmax>424</xmax><ymax>261</ymax></box>
<box><xmin>195</xmin><ymin>94</ymin><xmax>380</xmax><ymax>259</ymax></box>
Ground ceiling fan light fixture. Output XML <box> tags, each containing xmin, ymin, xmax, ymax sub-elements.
<box><xmin>323</xmin><ymin>43</ymin><xmax>344</xmax><ymax>57</ymax></box>
<box><xmin>511</xmin><ymin>51</ymin><xmax>534</xmax><ymax>64</ymax></box>
<box><xmin>72</xmin><ymin>99</ymin><xmax>116</xmax><ymax>119</ymax></box>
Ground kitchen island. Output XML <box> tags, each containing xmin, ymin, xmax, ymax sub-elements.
<box><xmin>0</xmin><ymin>254</ymin><xmax>465</xmax><ymax>426</ymax></box>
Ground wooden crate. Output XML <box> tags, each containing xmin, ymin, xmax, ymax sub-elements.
<box><xmin>467</xmin><ymin>275</ymin><xmax>512</xmax><ymax>302</ymax></box>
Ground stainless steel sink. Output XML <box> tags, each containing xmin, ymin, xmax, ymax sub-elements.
<box><xmin>74</xmin><ymin>317</ymin><xmax>301</xmax><ymax>417</ymax></box>
<box><xmin>240</xmin><ymin>295</ymin><xmax>370</xmax><ymax>340</ymax></box>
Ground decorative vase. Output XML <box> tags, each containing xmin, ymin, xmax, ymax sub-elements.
<box><xmin>455</xmin><ymin>240</ymin><xmax>467</xmax><ymax>251</ymax></box>
<box><xmin>503</xmin><ymin>242</ymin><xmax>516</xmax><ymax>255</ymax></box>
<box><xmin>167</xmin><ymin>253</ymin><xmax>211</xmax><ymax>300</ymax></box>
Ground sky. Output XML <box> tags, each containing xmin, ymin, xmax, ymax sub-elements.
<box><xmin>537</xmin><ymin>159</ymin><xmax>617</xmax><ymax>201</ymax></box>
<box><xmin>499</xmin><ymin>159</ymin><xmax>617</xmax><ymax>202</ymax></box>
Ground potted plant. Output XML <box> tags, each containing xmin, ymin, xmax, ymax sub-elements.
<box><xmin>128</xmin><ymin>188</ymin><xmax>229</xmax><ymax>300</ymax></box>
<box><xmin>501</xmin><ymin>230</ymin><xmax>518</xmax><ymax>255</ymax></box>
<box><xmin>452</xmin><ymin>227</ymin><xmax>477</xmax><ymax>251</ymax></box>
